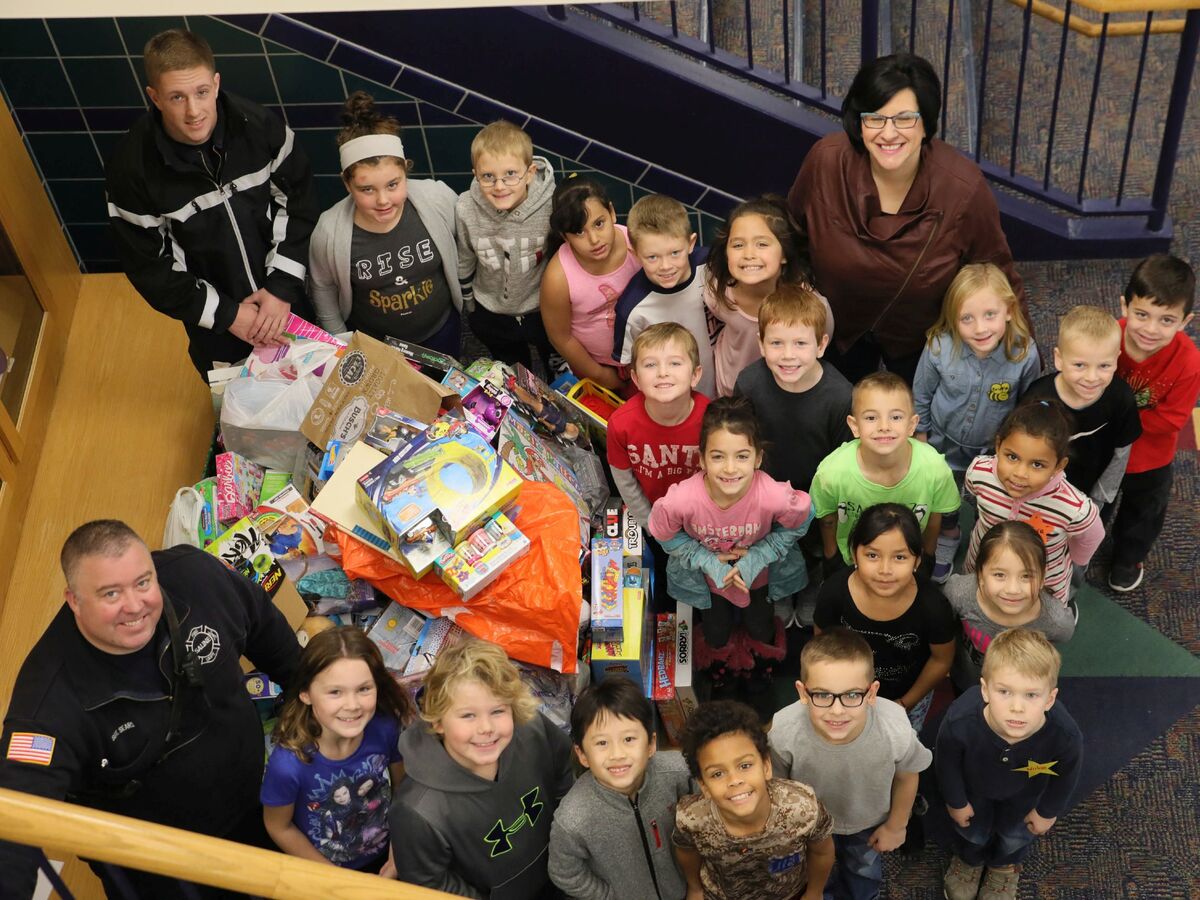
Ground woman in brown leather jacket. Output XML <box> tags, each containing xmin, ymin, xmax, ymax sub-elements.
<box><xmin>787</xmin><ymin>52</ymin><xmax>1028</xmax><ymax>385</ymax></box>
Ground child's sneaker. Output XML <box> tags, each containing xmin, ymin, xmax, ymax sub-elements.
<box><xmin>943</xmin><ymin>856</ymin><xmax>983</xmax><ymax>900</ymax></box>
<box><xmin>932</xmin><ymin>531</ymin><xmax>960</xmax><ymax>584</ymax></box>
<box><xmin>1108</xmin><ymin>562</ymin><xmax>1145</xmax><ymax>592</ymax></box>
<box><xmin>931</xmin><ymin>560</ymin><xmax>953</xmax><ymax>584</ymax></box>
<box><xmin>977</xmin><ymin>865</ymin><xmax>1020</xmax><ymax>900</ymax></box>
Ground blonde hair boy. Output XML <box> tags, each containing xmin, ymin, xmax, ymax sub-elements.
<box><xmin>1057</xmin><ymin>305</ymin><xmax>1120</xmax><ymax>349</ymax></box>
<box><xmin>630</xmin><ymin>321</ymin><xmax>700</xmax><ymax>371</ymax></box>
<box><xmin>980</xmin><ymin>627</ymin><xmax>1061</xmax><ymax>688</ymax></box>
<box><xmin>420</xmin><ymin>638</ymin><xmax>539</xmax><ymax>727</ymax></box>
<box><xmin>470</xmin><ymin>119</ymin><xmax>534</xmax><ymax>169</ymax></box>
<box><xmin>627</xmin><ymin>194</ymin><xmax>693</xmax><ymax>247</ymax></box>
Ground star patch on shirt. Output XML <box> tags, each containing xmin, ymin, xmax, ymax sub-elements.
<box><xmin>7</xmin><ymin>732</ymin><xmax>55</xmax><ymax>765</ymax></box>
<box><xmin>1013</xmin><ymin>759</ymin><xmax>1058</xmax><ymax>778</ymax></box>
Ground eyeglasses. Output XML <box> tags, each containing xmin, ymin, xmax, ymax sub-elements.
<box><xmin>805</xmin><ymin>688</ymin><xmax>869</xmax><ymax>708</ymax></box>
<box><xmin>859</xmin><ymin>111</ymin><xmax>922</xmax><ymax>130</ymax></box>
<box><xmin>477</xmin><ymin>172</ymin><xmax>527</xmax><ymax>187</ymax></box>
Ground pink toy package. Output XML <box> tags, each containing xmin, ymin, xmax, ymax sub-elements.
<box><xmin>215</xmin><ymin>451</ymin><xmax>265</xmax><ymax>524</ymax></box>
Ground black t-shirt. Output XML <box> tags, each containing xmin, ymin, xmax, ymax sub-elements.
<box><xmin>814</xmin><ymin>567</ymin><xmax>958</xmax><ymax>700</ymax></box>
<box><xmin>1024</xmin><ymin>373</ymin><xmax>1142</xmax><ymax>494</ymax></box>
<box><xmin>733</xmin><ymin>359</ymin><xmax>854</xmax><ymax>492</ymax></box>
<box><xmin>349</xmin><ymin>202</ymin><xmax>452</xmax><ymax>342</ymax></box>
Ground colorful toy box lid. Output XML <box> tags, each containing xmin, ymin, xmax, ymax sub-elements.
<box><xmin>434</xmin><ymin>512</ymin><xmax>530</xmax><ymax>601</ymax></box>
<box><xmin>590</xmin><ymin>537</ymin><xmax>624</xmax><ymax>642</ymax></box>
<box><xmin>590</xmin><ymin>588</ymin><xmax>652</xmax><ymax>692</ymax></box>
<box><xmin>356</xmin><ymin>417</ymin><xmax>522</xmax><ymax>548</ymax></box>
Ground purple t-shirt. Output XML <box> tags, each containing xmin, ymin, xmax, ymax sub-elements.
<box><xmin>261</xmin><ymin>713</ymin><xmax>402</xmax><ymax>868</ymax></box>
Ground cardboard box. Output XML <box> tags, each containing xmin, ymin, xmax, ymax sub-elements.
<box><xmin>357</xmin><ymin>417</ymin><xmax>522</xmax><ymax>548</ymax></box>
<box><xmin>215</xmin><ymin>451</ymin><xmax>265</xmax><ymax>524</ymax></box>
<box><xmin>656</xmin><ymin>603</ymin><xmax>699</xmax><ymax>745</ymax></box>
<box><xmin>590</xmin><ymin>588</ymin><xmax>653</xmax><ymax>691</ymax></box>
<box><xmin>590</xmin><ymin>537</ymin><xmax>624</xmax><ymax>642</ymax></box>
<box><xmin>434</xmin><ymin>512</ymin><xmax>530</xmax><ymax>601</ymax></box>
<box><xmin>301</xmin><ymin>332</ymin><xmax>458</xmax><ymax>449</ymax></box>
<box><xmin>366</xmin><ymin>601</ymin><xmax>430</xmax><ymax>672</ymax></box>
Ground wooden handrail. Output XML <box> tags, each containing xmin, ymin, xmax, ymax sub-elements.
<box><xmin>1007</xmin><ymin>0</ymin><xmax>1193</xmax><ymax>36</ymax></box>
<box><xmin>0</xmin><ymin>787</ymin><xmax>451</xmax><ymax>899</ymax></box>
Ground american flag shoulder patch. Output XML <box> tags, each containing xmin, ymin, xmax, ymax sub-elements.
<box><xmin>7</xmin><ymin>732</ymin><xmax>55</xmax><ymax>765</ymax></box>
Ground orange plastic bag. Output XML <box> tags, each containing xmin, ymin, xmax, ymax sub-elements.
<box><xmin>332</xmin><ymin>481</ymin><xmax>582</xmax><ymax>673</ymax></box>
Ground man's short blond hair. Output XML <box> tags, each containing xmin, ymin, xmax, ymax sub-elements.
<box><xmin>1057</xmin><ymin>305</ymin><xmax>1120</xmax><ymax>350</ymax></box>
<box><xmin>630</xmin><ymin>322</ymin><xmax>700</xmax><ymax>371</ymax></box>
<box><xmin>470</xmin><ymin>120</ymin><xmax>533</xmax><ymax>168</ymax></box>
<box><xmin>758</xmin><ymin>283</ymin><xmax>829</xmax><ymax>340</ymax></box>
<box><xmin>981</xmin><ymin>628</ymin><xmax>1062</xmax><ymax>688</ymax></box>
<box><xmin>628</xmin><ymin>194</ymin><xmax>692</xmax><ymax>248</ymax></box>
<box><xmin>143</xmin><ymin>29</ymin><xmax>215</xmax><ymax>87</ymax></box>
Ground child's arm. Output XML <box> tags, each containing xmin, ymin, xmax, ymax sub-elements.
<box><xmin>548</xmin><ymin>817</ymin><xmax>618</xmax><ymax>900</ymax></box>
<box><xmin>1028</xmin><ymin>722</ymin><xmax>1084</xmax><ymax>834</ymax></box>
<box><xmin>262</xmin><ymin>804</ymin><xmax>331</xmax><ymax>864</ymax></box>
<box><xmin>734</xmin><ymin>510</ymin><xmax>814</xmax><ymax>587</ymax></box>
<box><xmin>912</xmin><ymin>346</ymin><xmax>940</xmax><ymax>440</ymax></box>
<box><xmin>898</xmin><ymin>640</ymin><xmax>954</xmax><ymax>712</ymax></box>
<box><xmin>802</xmin><ymin>836</ymin><xmax>835</xmax><ymax>900</ymax></box>
<box><xmin>611</xmin><ymin>468</ymin><xmax>653</xmax><ymax>529</ymax></box>
<box><xmin>540</xmin><ymin>258</ymin><xmax>625</xmax><ymax>391</ymax></box>
<box><xmin>657</xmin><ymin>531</ymin><xmax>732</xmax><ymax>585</ymax></box>
<box><xmin>934</xmin><ymin>710</ymin><xmax>974</xmax><ymax>828</ymax></box>
<box><xmin>1090</xmin><ymin>444</ymin><xmax>1131</xmax><ymax>506</ymax></box>
<box><xmin>869</xmin><ymin>770</ymin><xmax>920</xmax><ymax>853</ymax></box>
<box><xmin>817</xmin><ymin>514</ymin><xmax>844</xmax><ymax>571</ymax></box>
<box><xmin>454</xmin><ymin>214</ymin><xmax>477</xmax><ymax>311</ymax></box>
<box><xmin>1067</xmin><ymin>500</ymin><xmax>1105</xmax><ymax>567</ymax></box>
<box><xmin>391</xmin><ymin>808</ymin><xmax>485</xmax><ymax>898</ymax></box>
<box><xmin>673</xmin><ymin>844</ymin><xmax>704</xmax><ymax>900</ymax></box>
<box><xmin>1134</xmin><ymin>364</ymin><xmax>1200</xmax><ymax>437</ymax></box>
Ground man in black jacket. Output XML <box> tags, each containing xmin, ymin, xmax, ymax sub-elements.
<box><xmin>0</xmin><ymin>520</ymin><xmax>301</xmax><ymax>898</ymax></box>
<box><xmin>105</xmin><ymin>29</ymin><xmax>318</xmax><ymax>376</ymax></box>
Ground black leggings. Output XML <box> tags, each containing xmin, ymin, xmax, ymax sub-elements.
<box><xmin>702</xmin><ymin>584</ymin><xmax>774</xmax><ymax>648</ymax></box>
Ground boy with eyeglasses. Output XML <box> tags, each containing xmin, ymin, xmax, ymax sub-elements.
<box><xmin>455</xmin><ymin>120</ymin><xmax>557</xmax><ymax>375</ymax></box>
<box><xmin>769</xmin><ymin>628</ymin><xmax>931</xmax><ymax>899</ymax></box>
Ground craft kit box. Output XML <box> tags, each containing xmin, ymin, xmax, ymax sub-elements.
<box><xmin>357</xmin><ymin>417</ymin><xmax>522</xmax><ymax>549</ymax></box>
<box><xmin>434</xmin><ymin>512</ymin><xmax>530</xmax><ymax>601</ymax></box>
<box><xmin>590</xmin><ymin>588</ymin><xmax>653</xmax><ymax>692</ymax></box>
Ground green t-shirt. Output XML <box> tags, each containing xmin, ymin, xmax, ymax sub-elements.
<box><xmin>810</xmin><ymin>439</ymin><xmax>960</xmax><ymax>563</ymax></box>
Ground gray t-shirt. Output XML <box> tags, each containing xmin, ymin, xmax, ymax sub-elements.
<box><xmin>769</xmin><ymin>696</ymin><xmax>931</xmax><ymax>835</ymax></box>
<box><xmin>734</xmin><ymin>359</ymin><xmax>853</xmax><ymax>492</ymax></box>
<box><xmin>349</xmin><ymin>202</ymin><xmax>452</xmax><ymax>342</ymax></box>
<box><xmin>943</xmin><ymin>574</ymin><xmax>1076</xmax><ymax>691</ymax></box>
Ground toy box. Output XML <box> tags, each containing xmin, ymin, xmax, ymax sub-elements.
<box><xmin>621</xmin><ymin>506</ymin><xmax>644</xmax><ymax>589</ymax></box>
<box><xmin>434</xmin><ymin>512</ymin><xmax>530</xmax><ymax>601</ymax></box>
<box><xmin>464</xmin><ymin>358</ymin><xmax>512</xmax><ymax>388</ymax></box>
<box><xmin>243</xmin><ymin>672</ymin><xmax>283</xmax><ymax>700</ymax></box>
<box><xmin>206</xmin><ymin>517</ymin><xmax>286</xmax><ymax>599</ymax></box>
<box><xmin>366</xmin><ymin>601</ymin><xmax>430</xmax><ymax>672</ymax></box>
<box><xmin>590</xmin><ymin>588</ymin><xmax>653</xmax><ymax>691</ymax></box>
<box><xmin>497</xmin><ymin>411</ymin><xmax>590</xmax><ymax>546</ymax></box>
<box><xmin>395</xmin><ymin>517</ymin><xmax>454</xmax><ymax>579</ymax></box>
<box><xmin>403</xmin><ymin>617</ymin><xmax>469</xmax><ymax>677</ymax></box>
<box><xmin>384</xmin><ymin>336</ymin><xmax>462</xmax><ymax>375</ymax></box>
<box><xmin>244</xmin><ymin>314</ymin><xmax>345</xmax><ymax>377</ymax></box>
<box><xmin>194</xmin><ymin>477</ymin><xmax>219</xmax><ymax>547</ymax></box>
<box><xmin>250</xmin><ymin>483</ymin><xmax>327</xmax><ymax>560</ymax></box>
<box><xmin>357</xmin><ymin>417</ymin><xmax>522</xmax><ymax>548</ymax></box>
<box><xmin>364</xmin><ymin>408</ymin><xmax>427</xmax><ymax>455</ymax></box>
<box><xmin>509</xmin><ymin>364</ymin><xmax>591</xmax><ymax>449</ymax></box>
<box><xmin>215</xmin><ymin>451</ymin><xmax>265</xmax><ymax>524</ymax></box>
<box><xmin>656</xmin><ymin>603</ymin><xmax>699</xmax><ymax>746</ymax></box>
<box><xmin>590</xmin><ymin>537</ymin><xmax>624</xmax><ymax>642</ymax></box>
<box><xmin>260</xmin><ymin>470</ymin><xmax>291</xmax><ymax>501</ymax></box>
<box><xmin>442</xmin><ymin>367</ymin><xmax>479</xmax><ymax>399</ymax></box>
<box><xmin>515</xmin><ymin>661</ymin><xmax>575</xmax><ymax>733</ymax></box>
<box><xmin>565</xmin><ymin>379</ymin><xmax>624</xmax><ymax>441</ymax></box>
<box><xmin>461</xmin><ymin>379</ymin><xmax>514</xmax><ymax>442</ymax></box>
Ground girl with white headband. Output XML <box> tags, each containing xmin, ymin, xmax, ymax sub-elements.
<box><xmin>308</xmin><ymin>92</ymin><xmax>463</xmax><ymax>355</ymax></box>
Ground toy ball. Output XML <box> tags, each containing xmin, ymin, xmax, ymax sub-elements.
<box><xmin>297</xmin><ymin>615</ymin><xmax>335</xmax><ymax>646</ymax></box>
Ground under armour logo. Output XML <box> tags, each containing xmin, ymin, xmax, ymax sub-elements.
<box><xmin>483</xmin><ymin>787</ymin><xmax>544</xmax><ymax>857</ymax></box>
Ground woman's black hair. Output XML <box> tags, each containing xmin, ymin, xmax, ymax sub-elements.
<box><xmin>995</xmin><ymin>399</ymin><xmax>1072</xmax><ymax>462</ymax></box>
<box><xmin>679</xmin><ymin>700</ymin><xmax>769</xmax><ymax>780</ymax></box>
<box><xmin>841</xmin><ymin>52</ymin><xmax>941</xmax><ymax>153</ymax></box>
<box><xmin>698</xmin><ymin>395</ymin><xmax>763</xmax><ymax>456</ymax></box>
<box><xmin>705</xmin><ymin>194</ymin><xmax>813</xmax><ymax>305</ymax></box>
<box><xmin>849</xmin><ymin>503</ymin><xmax>923</xmax><ymax>559</ymax></box>
<box><xmin>546</xmin><ymin>176</ymin><xmax>615</xmax><ymax>260</ymax></box>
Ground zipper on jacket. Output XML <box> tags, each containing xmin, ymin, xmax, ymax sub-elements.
<box><xmin>630</xmin><ymin>795</ymin><xmax>664</xmax><ymax>900</ymax></box>
<box><xmin>199</xmin><ymin>146</ymin><xmax>259</xmax><ymax>295</ymax></box>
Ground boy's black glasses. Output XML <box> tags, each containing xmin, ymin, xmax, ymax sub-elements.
<box><xmin>806</xmin><ymin>688</ymin><xmax>869</xmax><ymax>708</ymax></box>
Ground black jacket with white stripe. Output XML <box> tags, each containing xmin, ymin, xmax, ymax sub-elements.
<box><xmin>105</xmin><ymin>91</ymin><xmax>317</xmax><ymax>373</ymax></box>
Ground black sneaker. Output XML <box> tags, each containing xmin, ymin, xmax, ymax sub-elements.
<box><xmin>1109</xmin><ymin>562</ymin><xmax>1145</xmax><ymax>593</ymax></box>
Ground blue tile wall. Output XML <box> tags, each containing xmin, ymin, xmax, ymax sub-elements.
<box><xmin>0</xmin><ymin>13</ymin><xmax>738</xmax><ymax>273</ymax></box>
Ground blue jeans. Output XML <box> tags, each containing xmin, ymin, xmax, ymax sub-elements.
<box><xmin>906</xmin><ymin>690</ymin><xmax>933</xmax><ymax>732</ymax></box>
<box><xmin>952</xmin><ymin>795</ymin><xmax>1038</xmax><ymax>867</ymax></box>
<box><xmin>823</xmin><ymin>827</ymin><xmax>882</xmax><ymax>900</ymax></box>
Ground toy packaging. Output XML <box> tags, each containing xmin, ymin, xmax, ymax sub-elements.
<box><xmin>511</xmin><ymin>363</ymin><xmax>591</xmax><ymax>449</ymax></box>
<box><xmin>194</xmin><ymin>476</ymin><xmax>219</xmax><ymax>547</ymax></box>
<box><xmin>461</xmin><ymin>379</ymin><xmax>514</xmax><ymax>442</ymax></box>
<box><xmin>497</xmin><ymin>411</ymin><xmax>590</xmax><ymax>547</ymax></box>
<box><xmin>403</xmin><ymin>617</ymin><xmax>469</xmax><ymax>677</ymax></box>
<box><xmin>566</xmin><ymin>379</ymin><xmax>624</xmax><ymax>442</ymax></box>
<box><xmin>357</xmin><ymin>417</ymin><xmax>522</xmax><ymax>548</ymax></box>
<box><xmin>215</xmin><ymin>451</ymin><xmax>265</xmax><ymax>524</ymax></box>
<box><xmin>260</xmin><ymin>470</ymin><xmax>292</xmax><ymax>501</ymax></box>
<box><xmin>434</xmin><ymin>512</ymin><xmax>531</xmax><ymax>601</ymax></box>
<box><xmin>515</xmin><ymin>660</ymin><xmax>575</xmax><ymax>733</ymax></box>
<box><xmin>250</xmin><ymin>483</ymin><xmax>328</xmax><ymax>561</ymax></box>
<box><xmin>244</xmin><ymin>314</ymin><xmax>345</xmax><ymax>378</ymax></box>
<box><xmin>590</xmin><ymin>537</ymin><xmax>624</xmax><ymax>642</ymax></box>
<box><xmin>207</xmin><ymin>517</ymin><xmax>286</xmax><ymax>599</ymax></box>
<box><xmin>463</xmin><ymin>358</ymin><xmax>512</xmax><ymax>388</ymax></box>
<box><xmin>396</xmin><ymin>516</ymin><xmax>453</xmax><ymax>579</ymax></box>
<box><xmin>441</xmin><ymin>367</ymin><xmax>479</xmax><ymax>399</ymax></box>
<box><xmin>621</xmin><ymin>506</ymin><xmax>644</xmax><ymax>589</ymax></box>
<box><xmin>384</xmin><ymin>336</ymin><xmax>463</xmax><ymax>376</ymax></box>
<box><xmin>656</xmin><ymin>603</ymin><xmax>699</xmax><ymax>746</ymax></box>
<box><xmin>366</xmin><ymin>601</ymin><xmax>430</xmax><ymax>672</ymax></box>
<box><xmin>590</xmin><ymin>588</ymin><xmax>653</xmax><ymax>692</ymax></box>
<box><xmin>243</xmin><ymin>672</ymin><xmax>283</xmax><ymax>700</ymax></box>
<box><xmin>364</xmin><ymin>407</ymin><xmax>427</xmax><ymax>455</ymax></box>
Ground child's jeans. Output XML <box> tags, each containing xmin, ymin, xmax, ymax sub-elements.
<box><xmin>951</xmin><ymin>796</ymin><xmax>1038</xmax><ymax>867</ymax></box>
<box><xmin>824</xmin><ymin>827</ymin><xmax>883</xmax><ymax>900</ymax></box>
<box><xmin>906</xmin><ymin>691</ymin><xmax>934</xmax><ymax>733</ymax></box>
<box><xmin>701</xmin><ymin>585</ymin><xmax>773</xmax><ymax>648</ymax></box>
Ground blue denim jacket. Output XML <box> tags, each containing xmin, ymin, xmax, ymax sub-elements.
<box><xmin>659</xmin><ymin>510</ymin><xmax>814</xmax><ymax>609</ymax></box>
<box><xmin>913</xmin><ymin>333</ymin><xmax>1041</xmax><ymax>471</ymax></box>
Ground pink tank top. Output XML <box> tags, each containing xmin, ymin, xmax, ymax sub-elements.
<box><xmin>556</xmin><ymin>225</ymin><xmax>641</xmax><ymax>368</ymax></box>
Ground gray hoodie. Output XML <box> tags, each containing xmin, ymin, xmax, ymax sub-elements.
<box><xmin>548</xmin><ymin>751</ymin><xmax>692</xmax><ymax>900</ymax></box>
<box><xmin>390</xmin><ymin>714</ymin><xmax>574</xmax><ymax>899</ymax></box>
<box><xmin>455</xmin><ymin>157</ymin><xmax>555</xmax><ymax>316</ymax></box>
